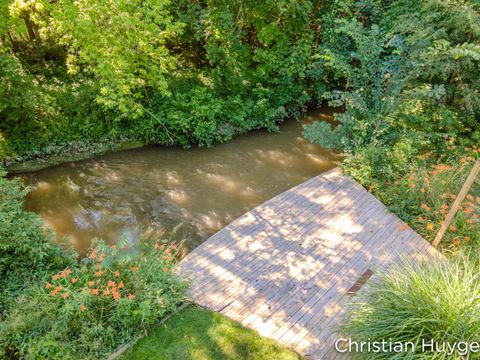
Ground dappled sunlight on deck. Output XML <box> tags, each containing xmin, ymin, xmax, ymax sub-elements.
<box><xmin>178</xmin><ymin>168</ymin><xmax>440</xmax><ymax>359</ymax></box>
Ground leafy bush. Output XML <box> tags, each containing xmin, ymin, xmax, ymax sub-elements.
<box><xmin>0</xmin><ymin>170</ymin><xmax>73</xmax><ymax>313</ymax></box>
<box><xmin>0</xmin><ymin>0</ymin><xmax>321</xmax><ymax>168</ymax></box>
<box><xmin>0</xmin><ymin>239</ymin><xmax>187</xmax><ymax>359</ymax></box>
<box><xmin>374</xmin><ymin>146</ymin><xmax>479</xmax><ymax>251</ymax></box>
<box><xmin>340</xmin><ymin>254</ymin><xmax>480</xmax><ymax>359</ymax></box>
<box><xmin>303</xmin><ymin>0</ymin><xmax>479</xmax><ymax>190</ymax></box>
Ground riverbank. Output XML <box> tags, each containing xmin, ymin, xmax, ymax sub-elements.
<box><xmin>4</xmin><ymin>138</ymin><xmax>145</xmax><ymax>174</ymax></box>
<box><xmin>17</xmin><ymin>113</ymin><xmax>338</xmax><ymax>255</ymax></box>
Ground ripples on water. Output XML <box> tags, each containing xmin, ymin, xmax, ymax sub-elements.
<box><xmin>19</xmin><ymin>110</ymin><xmax>340</xmax><ymax>256</ymax></box>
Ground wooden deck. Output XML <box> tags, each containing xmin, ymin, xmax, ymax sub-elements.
<box><xmin>178</xmin><ymin>168</ymin><xmax>440</xmax><ymax>359</ymax></box>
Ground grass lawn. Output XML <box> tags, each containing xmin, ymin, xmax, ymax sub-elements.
<box><xmin>121</xmin><ymin>305</ymin><xmax>303</xmax><ymax>360</ymax></box>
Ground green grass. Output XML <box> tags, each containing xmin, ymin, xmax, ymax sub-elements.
<box><xmin>340</xmin><ymin>254</ymin><xmax>480</xmax><ymax>359</ymax></box>
<box><xmin>121</xmin><ymin>306</ymin><xmax>303</xmax><ymax>360</ymax></box>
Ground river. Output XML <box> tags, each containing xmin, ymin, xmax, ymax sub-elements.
<box><xmin>18</xmin><ymin>109</ymin><xmax>339</xmax><ymax>257</ymax></box>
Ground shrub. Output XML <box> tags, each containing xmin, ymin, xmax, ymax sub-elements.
<box><xmin>373</xmin><ymin>146</ymin><xmax>479</xmax><ymax>251</ymax></box>
<box><xmin>0</xmin><ymin>239</ymin><xmax>188</xmax><ymax>360</ymax></box>
<box><xmin>0</xmin><ymin>170</ymin><xmax>74</xmax><ymax>313</ymax></box>
<box><xmin>340</xmin><ymin>255</ymin><xmax>480</xmax><ymax>359</ymax></box>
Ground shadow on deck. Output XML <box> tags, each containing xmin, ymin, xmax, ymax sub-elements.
<box><xmin>178</xmin><ymin>168</ymin><xmax>440</xmax><ymax>359</ymax></box>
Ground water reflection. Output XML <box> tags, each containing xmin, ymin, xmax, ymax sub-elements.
<box><xmin>19</xmin><ymin>109</ymin><xmax>340</xmax><ymax>256</ymax></box>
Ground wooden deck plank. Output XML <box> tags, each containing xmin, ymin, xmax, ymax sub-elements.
<box><xmin>185</xmin><ymin>177</ymin><xmax>361</xmax><ymax>303</ymax></box>
<box><xmin>295</xmin><ymin>223</ymin><xmax>420</xmax><ymax>357</ymax></box>
<box><xmin>201</xmin><ymin>189</ymin><xmax>375</xmax><ymax>312</ymax></box>
<box><xmin>180</xmin><ymin>175</ymin><xmax>343</xmax><ymax>290</ymax></box>
<box><xmin>273</xmin><ymin>217</ymin><xmax>403</xmax><ymax>347</ymax></box>
<box><xmin>177</xmin><ymin>168</ymin><xmax>439</xmax><ymax>359</ymax></box>
<box><xmin>238</xmin><ymin>197</ymin><xmax>387</xmax><ymax>332</ymax></box>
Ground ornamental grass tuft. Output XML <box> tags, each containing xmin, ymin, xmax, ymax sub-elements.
<box><xmin>340</xmin><ymin>255</ymin><xmax>480</xmax><ymax>359</ymax></box>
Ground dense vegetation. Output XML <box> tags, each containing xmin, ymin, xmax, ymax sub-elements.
<box><xmin>1</xmin><ymin>0</ymin><xmax>479</xmax><ymax>358</ymax></box>
<box><xmin>341</xmin><ymin>255</ymin><xmax>480</xmax><ymax>359</ymax></box>
<box><xmin>0</xmin><ymin>171</ymin><xmax>74</xmax><ymax>312</ymax></box>
<box><xmin>1</xmin><ymin>0</ymin><xmax>323</xmax><ymax>167</ymax></box>
<box><xmin>1</xmin><ymin>0</ymin><xmax>478</xmax><ymax>170</ymax></box>
<box><xmin>299</xmin><ymin>2</ymin><xmax>479</xmax><ymax>357</ymax></box>
<box><xmin>0</xmin><ymin>174</ymin><xmax>187</xmax><ymax>359</ymax></box>
<box><xmin>304</xmin><ymin>0</ymin><xmax>479</xmax><ymax>188</ymax></box>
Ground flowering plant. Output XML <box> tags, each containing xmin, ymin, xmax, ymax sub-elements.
<box><xmin>0</xmin><ymin>238</ymin><xmax>188</xmax><ymax>359</ymax></box>
<box><xmin>376</xmin><ymin>145</ymin><xmax>479</xmax><ymax>251</ymax></box>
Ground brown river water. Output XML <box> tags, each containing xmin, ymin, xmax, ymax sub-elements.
<box><xmin>18</xmin><ymin>110</ymin><xmax>339</xmax><ymax>256</ymax></box>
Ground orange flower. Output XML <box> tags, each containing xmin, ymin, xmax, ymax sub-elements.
<box><xmin>88</xmin><ymin>281</ymin><xmax>95</xmax><ymax>287</ymax></box>
<box><xmin>114</xmin><ymin>271</ymin><xmax>120</xmax><ymax>277</ymax></box>
<box><xmin>420</xmin><ymin>188</ymin><xmax>425</xmax><ymax>193</ymax></box>
<box><xmin>163</xmin><ymin>267</ymin><xmax>169</xmax><ymax>273</ymax></box>
<box><xmin>426</xmin><ymin>223</ymin><xmax>434</xmax><ymax>231</ymax></box>
<box><xmin>55</xmin><ymin>286</ymin><xmax>62</xmax><ymax>291</ymax></box>
<box><xmin>103</xmin><ymin>288</ymin><xmax>110</xmax><ymax>296</ymax></box>
<box><xmin>91</xmin><ymin>289</ymin><xmax>99</xmax><ymax>295</ymax></box>
<box><xmin>112</xmin><ymin>291</ymin><xmax>120</xmax><ymax>300</ymax></box>
<box><xmin>63</xmin><ymin>293</ymin><xmax>69</xmax><ymax>299</ymax></box>
<box><xmin>449</xmin><ymin>225</ymin><xmax>457</xmax><ymax>232</ymax></box>
<box><xmin>108</xmin><ymin>281</ymin><xmax>116</xmax><ymax>288</ymax></box>
<box><xmin>467</xmin><ymin>194</ymin><xmax>473</xmax><ymax>200</ymax></box>
<box><xmin>71</xmin><ymin>278</ymin><xmax>78</xmax><ymax>284</ymax></box>
<box><xmin>118</xmin><ymin>281</ymin><xmax>124</xmax><ymax>289</ymax></box>
<box><xmin>109</xmin><ymin>244</ymin><xmax>116</xmax><ymax>250</ymax></box>
<box><xmin>130</xmin><ymin>266</ymin><xmax>138</xmax><ymax>272</ymax></box>
<box><xmin>60</xmin><ymin>271</ymin><xmax>67</xmax><ymax>278</ymax></box>
<box><xmin>421</xmin><ymin>203</ymin><xmax>431</xmax><ymax>211</ymax></box>
<box><xmin>45</xmin><ymin>283</ymin><xmax>52</xmax><ymax>289</ymax></box>
<box><xmin>50</xmin><ymin>290</ymin><xmax>58</xmax><ymax>296</ymax></box>
<box><xmin>450</xmin><ymin>194</ymin><xmax>456</xmax><ymax>200</ymax></box>
<box><xmin>465</xmin><ymin>208</ymin><xmax>473</xmax><ymax>214</ymax></box>
<box><xmin>467</xmin><ymin>219</ymin><xmax>473</xmax><ymax>224</ymax></box>
<box><xmin>79</xmin><ymin>305</ymin><xmax>87</xmax><ymax>311</ymax></box>
<box><xmin>52</xmin><ymin>274</ymin><xmax>59</xmax><ymax>281</ymax></box>
<box><xmin>94</xmin><ymin>271</ymin><xmax>102</xmax><ymax>277</ymax></box>
<box><xmin>128</xmin><ymin>294</ymin><xmax>135</xmax><ymax>300</ymax></box>
<box><xmin>476</xmin><ymin>197</ymin><xmax>480</xmax><ymax>203</ymax></box>
<box><xmin>465</xmin><ymin>236</ymin><xmax>471</xmax><ymax>241</ymax></box>
<box><xmin>418</xmin><ymin>217</ymin><xmax>424</xmax><ymax>222</ymax></box>
<box><xmin>65</xmin><ymin>268</ymin><xmax>72</xmax><ymax>275</ymax></box>
<box><xmin>453</xmin><ymin>238</ymin><xmax>461</xmax><ymax>246</ymax></box>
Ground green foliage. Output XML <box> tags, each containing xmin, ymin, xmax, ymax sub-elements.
<box><xmin>304</xmin><ymin>0</ymin><xmax>479</xmax><ymax>187</ymax></box>
<box><xmin>0</xmin><ymin>239</ymin><xmax>187</xmax><ymax>359</ymax></box>
<box><xmin>340</xmin><ymin>254</ymin><xmax>480</xmax><ymax>359</ymax></box>
<box><xmin>0</xmin><ymin>174</ymin><xmax>188</xmax><ymax>358</ymax></box>
<box><xmin>0</xmin><ymin>170</ymin><xmax>74</xmax><ymax>313</ymax></box>
<box><xmin>0</xmin><ymin>0</ymin><xmax>326</xmax><ymax>167</ymax></box>
<box><xmin>373</xmin><ymin>147</ymin><xmax>479</xmax><ymax>251</ymax></box>
<box><xmin>52</xmin><ymin>0</ymin><xmax>183</xmax><ymax>117</ymax></box>
<box><xmin>122</xmin><ymin>306</ymin><xmax>302</xmax><ymax>360</ymax></box>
